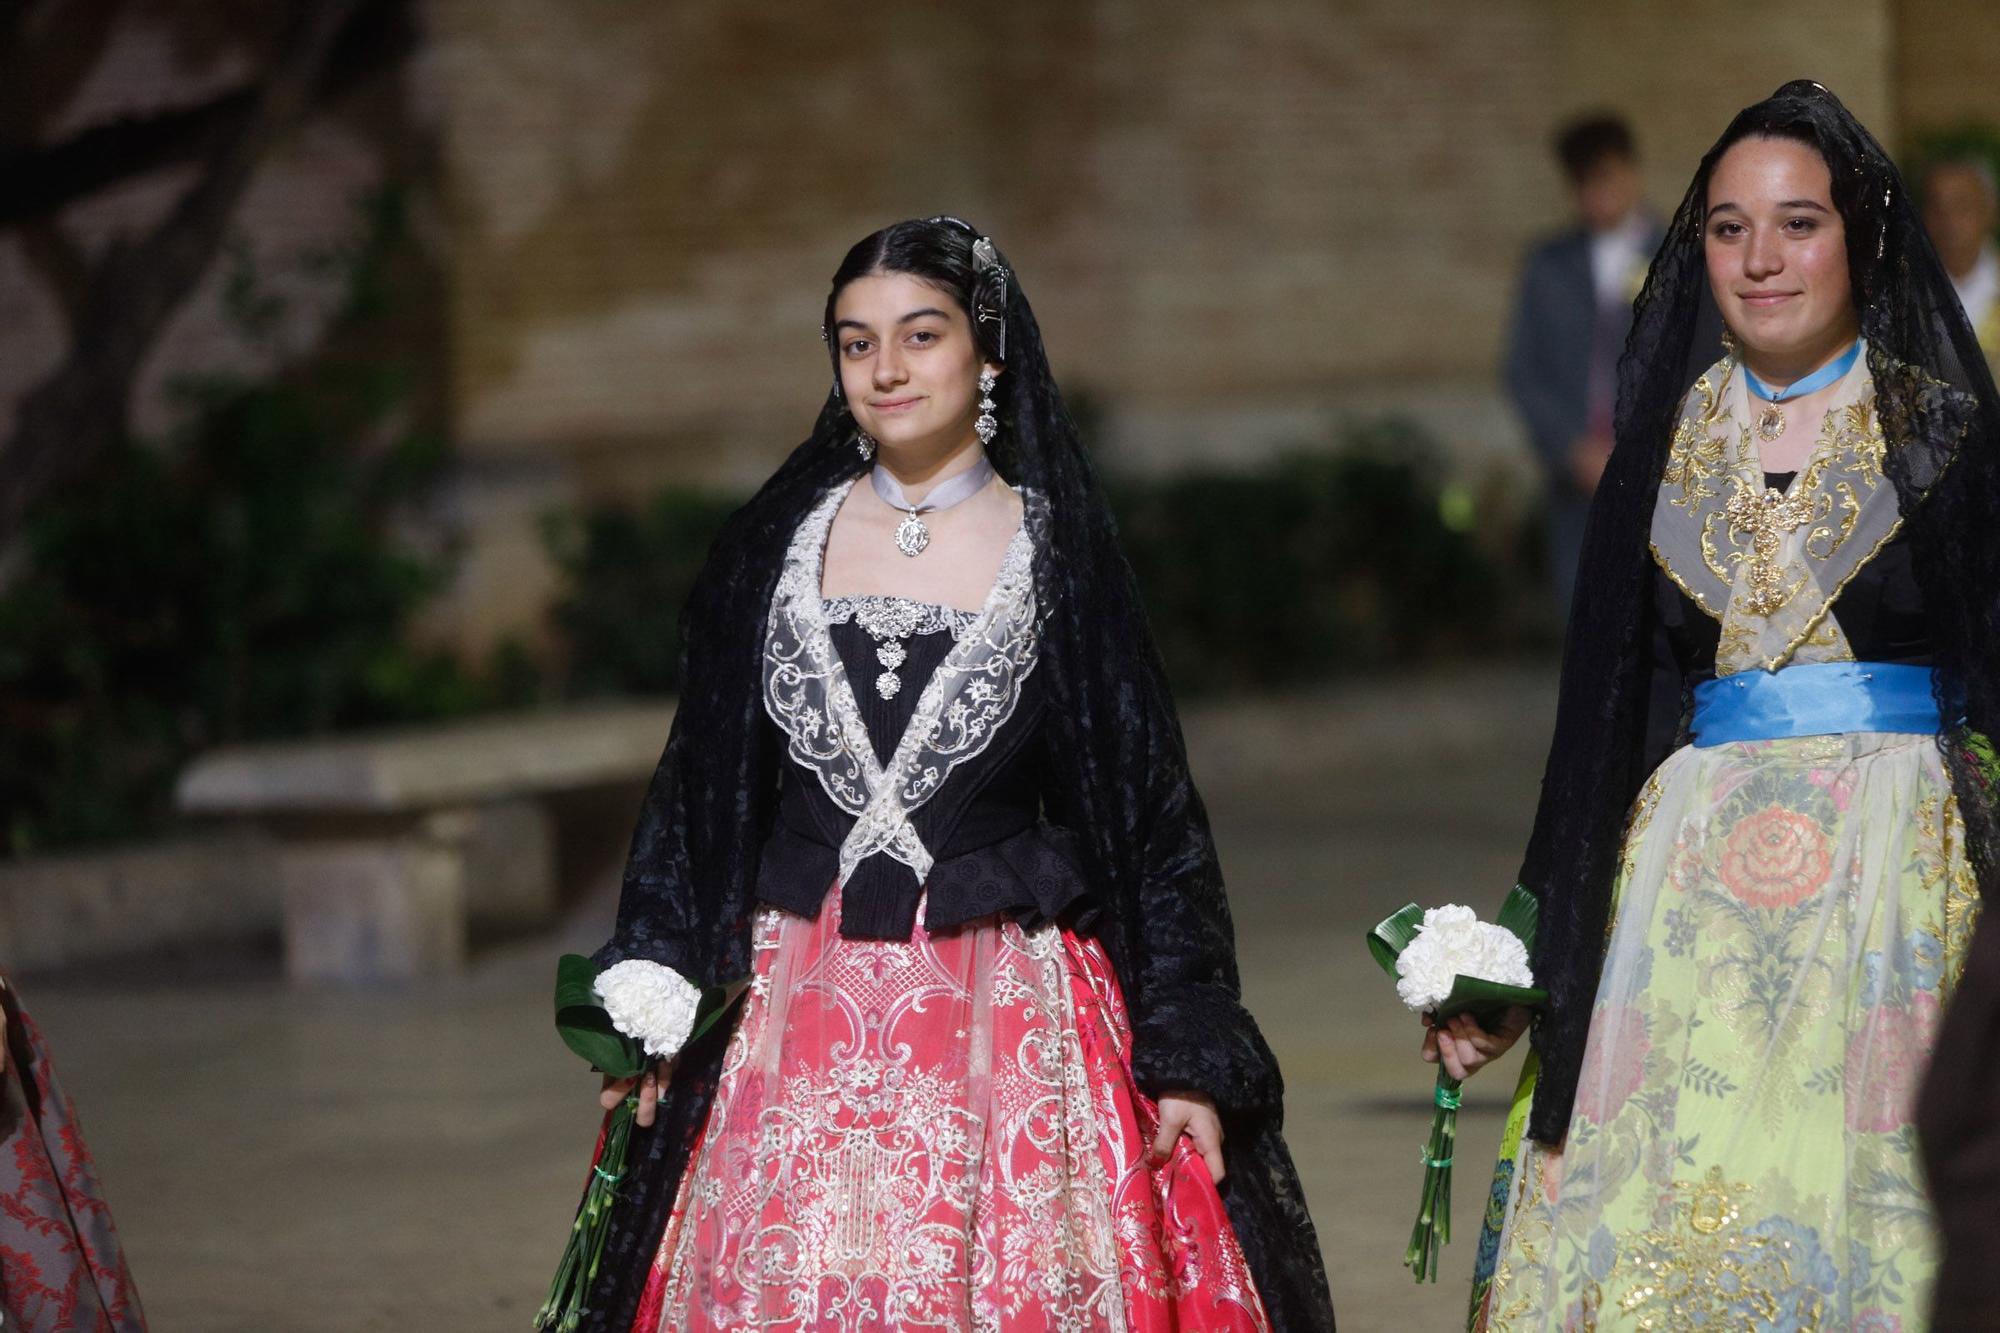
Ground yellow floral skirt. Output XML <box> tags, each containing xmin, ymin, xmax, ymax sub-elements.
<box><xmin>1475</xmin><ymin>731</ymin><xmax>1980</xmax><ymax>1331</ymax></box>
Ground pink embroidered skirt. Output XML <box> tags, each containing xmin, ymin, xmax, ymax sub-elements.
<box><xmin>625</xmin><ymin>894</ymin><xmax>1270</xmax><ymax>1332</ymax></box>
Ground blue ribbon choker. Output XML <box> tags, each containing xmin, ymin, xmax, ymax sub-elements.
<box><xmin>1742</xmin><ymin>339</ymin><xmax>1864</xmax><ymax>403</ymax></box>
<box><xmin>1691</xmin><ymin>661</ymin><xmax>1939</xmax><ymax>747</ymax></box>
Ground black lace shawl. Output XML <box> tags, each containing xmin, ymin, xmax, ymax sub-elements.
<box><xmin>1520</xmin><ymin>80</ymin><xmax>2000</xmax><ymax>1146</ymax></box>
<box><xmin>578</xmin><ymin>231</ymin><xmax>1335</xmax><ymax>1331</ymax></box>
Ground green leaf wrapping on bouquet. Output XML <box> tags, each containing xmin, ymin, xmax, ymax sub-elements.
<box><xmin>689</xmin><ymin>978</ymin><xmax>752</xmax><ymax>1045</ymax></box>
<box><xmin>553</xmin><ymin>954</ymin><xmax>648</xmax><ymax>1080</ymax></box>
<box><xmin>1495</xmin><ymin>882</ymin><xmax>1541</xmax><ymax>952</ymax></box>
<box><xmin>1367</xmin><ymin>903</ymin><xmax>1425</xmax><ymax>976</ymax></box>
<box><xmin>553</xmin><ymin>955</ymin><xmax>751</xmax><ymax>1080</ymax></box>
<box><xmin>1431</xmin><ymin>975</ymin><xmax>1547</xmax><ymax>1024</ymax></box>
<box><xmin>1427</xmin><ymin>884</ymin><xmax>1545</xmax><ymax>1021</ymax></box>
<box><xmin>1365</xmin><ymin>885</ymin><xmax>1547</xmax><ymax>1284</ymax></box>
<box><xmin>1368</xmin><ymin>885</ymin><xmax>1543</xmax><ymax>977</ymax></box>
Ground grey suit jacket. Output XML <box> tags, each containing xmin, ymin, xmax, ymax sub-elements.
<box><xmin>1502</xmin><ymin>222</ymin><xmax>1662</xmax><ymax>487</ymax></box>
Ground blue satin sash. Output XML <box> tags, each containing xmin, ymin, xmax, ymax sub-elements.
<box><xmin>1691</xmin><ymin>662</ymin><xmax>1939</xmax><ymax>747</ymax></box>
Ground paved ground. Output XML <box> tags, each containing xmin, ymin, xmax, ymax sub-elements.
<box><xmin>26</xmin><ymin>664</ymin><xmax>1559</xmax><ymax>1333</ymax></box>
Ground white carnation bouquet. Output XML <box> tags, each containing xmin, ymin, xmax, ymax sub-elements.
<box><xmin>1367</xmin><ymin>886</ymin><xmax>1544</xmax><ymax>1282</ymax></box>
<box><xmin>536</xmin><ymin>955</ymin><xmax>748</xmax><ymax>1332</ymax></box>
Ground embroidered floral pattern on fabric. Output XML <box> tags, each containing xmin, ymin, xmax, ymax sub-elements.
<box><xmin>763</xmin><ymin>482</ymin><xmax>1046</xmax><ymax>888</ymax></box>
<box><xmin>1915</xmin><ymin>791</ymin><xmax>1984</xmax><ymax>993</ymax></box>
<box><xmin>1721</xmin><ymin>480</ymin><xmax>1815</xmax><ymax>618</ymax></box>
<box><xmin>1650</xmin><ymin>351</ymin><xmax>1901</xmax><ymax>672</ymax></box>
<box><xmin>1718</xmin><ymin>803</ymin><xmax>1835</xmax><ymax>909</ymax></box>
<box><xmin>643</xmin><ymin>900</ymin><xmax>1271</xmax><ymax>1332</ymax></box>
<box><xmin>1480</xmin><ymin>731</ymin><xmax>1968</xmax><ymax>1331</ymax></box>
<box><xmin>1659</xmin><ymin>363</ymin><xmax>1731</xmax><ymax>511</ymax></box>
<box><xmin>1607</xmin><ymin>1168</ymin><xmax>1832</xmax><ymax>1330</ymax></box>
<box><xmin>0</xmin><ymin>998</ymin><xmax>147</xmax><ymax>1333</ymax></box>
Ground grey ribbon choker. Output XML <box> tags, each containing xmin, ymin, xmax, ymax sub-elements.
<box><xmin>869</xmin><ymin>456</ymin><xmax>996</xmax><ymax>557</ymax></box>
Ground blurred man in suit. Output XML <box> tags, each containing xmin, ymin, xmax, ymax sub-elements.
<box><xmin>1504</xmin><ymin>114</ymin><xmax>1661</xmax><ymax>622</ymax></box>
<box><xmin>1922</xmin><ymin>154</ymin><xmax>2000</xmax><ymax>378</ymax></box>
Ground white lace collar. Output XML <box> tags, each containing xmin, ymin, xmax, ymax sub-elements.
<box><xmin>762</xmin><ymin>479</ymin><xmax>1044</xmax><ymax>885</ymax></box>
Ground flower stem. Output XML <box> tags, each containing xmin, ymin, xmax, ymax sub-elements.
<box><xmin>536</xmin><ymin>1096</ymin><xmax>638</xmax><ymax>1330</ymax></box>
<box><xmin>1404</xmin><ymin>1071</ymin><xmax>1462</xmax><ymax>1283</ymax></box>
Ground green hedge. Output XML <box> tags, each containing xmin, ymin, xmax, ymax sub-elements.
<box><xmin>1109</xmin><ymin>420</ymin><xmax>1511</xmax><ymax>691</ymax></box>
<box><xmin>542</xmin><ymin>488</ymin><xmax>744</xmax><ymax>697</ymax></box>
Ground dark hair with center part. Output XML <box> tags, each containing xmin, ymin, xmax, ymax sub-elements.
<box><xmin>823</xmin><ymin>218</ymin><xmax>1005</xmax><ymax>369</ymax></box>
<box><xmin>1702</xmin><ymin>111</ymin><xmax>1875</xmax><ymax>307</ymax></box>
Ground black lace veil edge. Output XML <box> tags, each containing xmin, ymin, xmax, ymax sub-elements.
<box><xmin>1519</xmin><ymin>79</ymin><xmax>2000</xmax><ymax>1146</ymax></box>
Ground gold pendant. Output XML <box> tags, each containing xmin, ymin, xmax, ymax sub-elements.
<box><xmin>1755</xmin><ymin>402</ymin><xmax>1786</xmax><ymax>443</ymax></box>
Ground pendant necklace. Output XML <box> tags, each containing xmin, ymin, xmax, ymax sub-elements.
<box><xmin>870</xmin><ymin>456</ymin><xmax>996</xmax><ymax>557</ymax></box>
<box><xmin>1741</xmin><ymin>338</ymin><xmax>1863</xmax><ymax>445</ymax></box>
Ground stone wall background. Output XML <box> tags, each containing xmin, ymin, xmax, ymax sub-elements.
<box><xmin>2</xmin><ymin>0</ymin><xmax>1988</xmax><ymax>651</ymax></box>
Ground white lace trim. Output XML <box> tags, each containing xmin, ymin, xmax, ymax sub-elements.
<box><xmin>595</xmin><ymin>958</ymin><xmax>703</xmax><ymax>1059</ymax></box>
<box><xmin>821</xmin><ymin>594</ymin><xmax>982</xmax><ymax>642</ymax></box>
<box><xmin>762</xmin><ymin>479</ymin><xmax>1044</xmax><ymax>886</ymax></box>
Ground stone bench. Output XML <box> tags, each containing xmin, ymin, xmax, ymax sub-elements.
<box><xmin>176</xmin><ymin>702</ymin><xmax>674</xmax><ymax>985</ymax></box>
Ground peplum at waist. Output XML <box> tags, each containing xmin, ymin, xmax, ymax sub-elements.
<box><xmin>753</xmin><ymin>807</ymin><xmax>1093</xmax><ymax>940</ymax></box>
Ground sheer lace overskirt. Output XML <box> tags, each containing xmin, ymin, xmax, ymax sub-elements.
<box><xmin>1481</xmin><ymin>731</ymin><xmax>1979</xmax><ymax>1330</ymax></box>
<box><xmin>631</xmin><ymin>896</ymin><xmax>1271</xmax><ymax>1333</ymax></box>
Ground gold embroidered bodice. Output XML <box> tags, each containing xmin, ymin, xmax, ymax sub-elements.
<box><xmin>1650</xmin><ymin>351</ymin><xmax>1899</xmax><ymax>676</ymax></box>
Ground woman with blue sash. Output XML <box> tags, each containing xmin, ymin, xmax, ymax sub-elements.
<box><xmin>1429</xmin><ymin>82</ymin><xmax>1999</xmax><ymax>1330</ymax></box>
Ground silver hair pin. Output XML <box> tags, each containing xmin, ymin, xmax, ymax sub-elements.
<box><xmin>971</xmin><ymin>237</ymin><xmax>1010</xmax><ymax>360</ymax></box>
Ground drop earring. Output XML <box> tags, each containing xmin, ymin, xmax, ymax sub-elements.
<box><xmin>974</xmin><ymin>369</ymin><xmax>999</xmax><ymax>445</ymax></box>
<box><xmin>855</xmin><ymin>429</ymin><xmax>877</xmax><ymax>460</ymax></box>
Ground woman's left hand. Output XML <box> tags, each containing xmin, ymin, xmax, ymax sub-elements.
<box><xmin>1153</xmin><ymin>1090</ymin><xmax>1226</xmax><ymax>1184</ymax></box>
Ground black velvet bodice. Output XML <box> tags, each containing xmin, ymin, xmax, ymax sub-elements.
<box><xmin>1643</xmin><ymin>470</ymin><xmax>1936</xmax><ymax>769</ymax></box>
<box><xmin>752</xmin><ymin>612</ymin><xmax>1090</xmax><ymax>940</ymax></box>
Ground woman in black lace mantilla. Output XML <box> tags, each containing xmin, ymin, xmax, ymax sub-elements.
<box><xmin>567</xmin><ymin>217</ymin><xmax>1334</xmax><ymax>1333</ymax></box>
<box><xmin>1432</xmin><ymin>82</ymin><xmax>2000</xmax><ymax>1330</ymax></box>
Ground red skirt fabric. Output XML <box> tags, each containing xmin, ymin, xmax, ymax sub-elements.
<box><xmin>0</xmin><ymin>983</ymin><xmax>147</xmax><ymax>1332</ymax></box>
<box><xmin>625</xmin><ymin>897</ymin><xmax>1270</xmax><ymax>1332</ymax></box>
